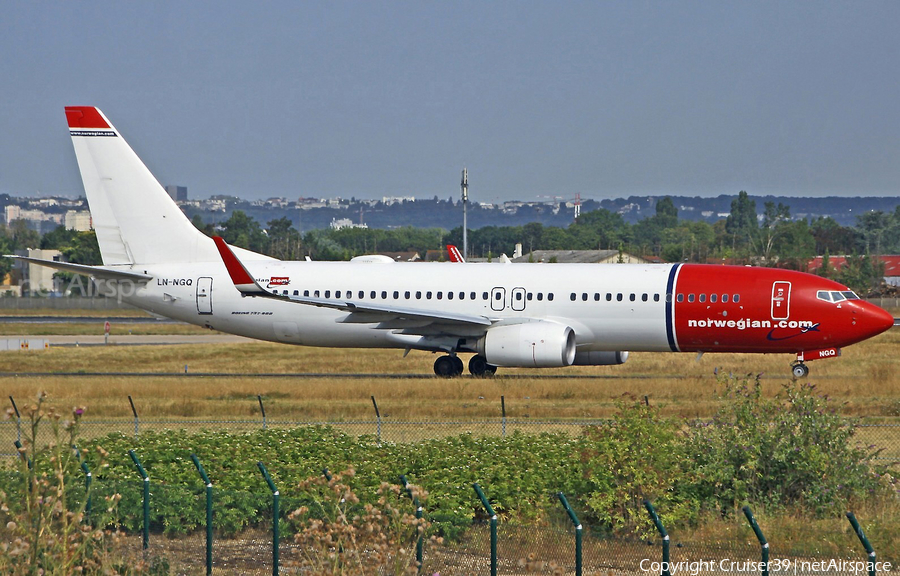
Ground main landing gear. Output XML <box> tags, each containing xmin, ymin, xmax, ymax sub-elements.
<box><xmin>791</xmin><ymin>361</ymin><xmax>809</xmax><ymax>379</ymax></box>
<box><xmin>433</xmin><ymin>354</ymin><xmax>496</xmax><ymax>377</ymax></box>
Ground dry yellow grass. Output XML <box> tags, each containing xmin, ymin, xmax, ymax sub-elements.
<box><xmin>1</xmin><ymin>329</ymin><xmax>898</xmax><ymax>421</ymax></box>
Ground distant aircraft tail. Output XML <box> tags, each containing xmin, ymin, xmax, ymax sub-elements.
<box><xmin>65</xmin><ymin>106</ymin><xmax>219</xmax><ymax>266</ymax></box>
<box><xmin>447</xmin><ymin>244</ymin><xmax>465</xmax><ymax>263</ymax></box>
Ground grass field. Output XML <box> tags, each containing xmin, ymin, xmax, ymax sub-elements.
<box><xmin>1</xmin><ymin>325</ymin><xmax>899</xmax><ymax>420</ymax></box>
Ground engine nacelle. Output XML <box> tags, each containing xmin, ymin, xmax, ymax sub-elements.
<box><xmin>573</xmin><ymin>350</ymin><xmax>629</xmax><ymax>365</ymax></box>
<box><xmin>476</xmin><ymin>322</ymin><xmax>576</xmax><ymax>367</ymax></box>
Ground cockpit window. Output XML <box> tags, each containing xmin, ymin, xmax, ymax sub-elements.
<box><xmin>831</xmin><ymin>291</ymin><xmax>846</xmax><ymax>302</ymax></box>
<box><xmin>817</xmin><ymin>290</ymin><xmax>832</xmax><ymax>302</ymax></box>
<box><xmin>841</xmin><ymin>291</ymin><xmax>860</xmax><ymax>300</ymax></box>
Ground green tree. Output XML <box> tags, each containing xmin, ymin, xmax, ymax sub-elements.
<box><xmin>219</xmin><ymin>210</ymin><xmax>268</xmax><ymax>253</ymax></box>
<box><xmin>724</xmin><ymin>191</ymin><xmax>757</xmax><ymax>255</ymax></box>
<box><xmin>266</xmin><ymin>217</ymin><xmax>302</xmax><ymax>260</ymax></box>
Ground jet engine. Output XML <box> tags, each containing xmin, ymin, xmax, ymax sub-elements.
<box><xmin>573</xmin><ymin>351</ymin><xmax>629</xmax><ymax>365</ymax></box>
<box><xmin>476</xmin><ymin>322</ymin><xmax>576</xmax><ymax>367</ymax></box>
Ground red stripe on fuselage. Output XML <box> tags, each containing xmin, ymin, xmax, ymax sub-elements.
<box><xmin>672</xmin><ymin>265</ymin><xmax>893</xmax><ymax>353</ymax></box>
<box><xmin>65</xmin><ymin>106</ymin><xmax>110</xmax><ymax>129</ymax></box>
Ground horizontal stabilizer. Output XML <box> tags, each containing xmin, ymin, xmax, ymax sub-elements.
<box><xmin>4</xmin><ymin>255</ymin><xmax>153</xmax><ymax>282</ymax></box>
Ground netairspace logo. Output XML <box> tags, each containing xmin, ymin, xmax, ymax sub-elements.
<box><xmin>640</xmin><ymin>559</ymin><xmax>892</xmax><ymax>575</ymax></box>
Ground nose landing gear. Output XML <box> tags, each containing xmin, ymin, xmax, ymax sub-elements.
<box><xmin>791</xmin><ymin>361</ymin><xmax>809</xmax><ymax>379</ymax></box>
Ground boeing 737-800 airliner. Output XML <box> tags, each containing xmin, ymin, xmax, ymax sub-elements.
<box><xmin>8</xmin><ymin>107</ymin><xmax>894</xmax><ymax>377</ymax></box>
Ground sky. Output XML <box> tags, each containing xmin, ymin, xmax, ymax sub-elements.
<box><xmin>1</xmin><ymin>2</ymin><xmax>899</xmax><ymax>202</ymax></box>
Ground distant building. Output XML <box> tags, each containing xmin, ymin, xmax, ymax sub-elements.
<box><xmin>513</xmin><ymin>250</ymin><xmax>649</xmax><ymax>264</ymax></box>
<box><xmin>165</xmin><ymin>185</ymin><xmax>188</xmax><ymax>202</ymax></box>
<box><xmin>329</xmin><ymin>217</ymin><xmax>367</xmax><ymax>230</ymax></box>
<box><xmin>808</xmin><ymin>255</ymin><xmax>900</xmax><ymax>286</ymax></box>
<box><xmin>65</xmin><ymin>210</ymin><xmax>92</xmax><ymax>231</ymax></box>
<box><xmin>13</xmin><ymin>249</ymin><xmax>62</xmax><ymax>294</ymax></box>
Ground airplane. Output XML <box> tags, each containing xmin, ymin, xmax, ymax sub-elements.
<box><xmin>7</xmin><ymin>106</ymin><xmax>895</xmax><ymax>378</ymax></box>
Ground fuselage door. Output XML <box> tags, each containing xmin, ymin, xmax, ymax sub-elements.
<box><xmin>511</xmin><ymin>287</ymin><xmax>526</xmax><ymax>311</ymax></box>
<box><xmin>771</xmin><ymin>281</ymin><xmax>791</xmax><ymax>320</ymax></box>
<box><xmin>197</xmin><ymin>277</ymin><xmax>213</xmax><ymax>315</ymax></box>
<box><xmin>490</xmin><ymin>287</ymin><xmax>506</xmax><ymax>311</ymax></box>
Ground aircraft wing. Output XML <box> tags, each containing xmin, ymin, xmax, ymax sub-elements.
<box><xmin>213</xmin><ymin>237</ymin><xmax>493</xmax><ymax>335</ymax></box>
<box><xmin>4</xmin><ymin>255</ymin><xmax>153</xmax><ymax>282</ymax></box>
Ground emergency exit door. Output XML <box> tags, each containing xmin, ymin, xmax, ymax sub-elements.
<box><xmin>771</xmin><ymin>281</ymin><xmax>791</xmax><ymax>320</ymax></box>
<box><xmin>197</xmin><ymin>277</ymin><xmax>213</xmax><ymax>315</ymax></box>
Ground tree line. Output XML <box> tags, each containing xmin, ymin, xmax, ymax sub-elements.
<box><xmin>4</xmin><ymin>192</ymin><xmax>899</xmax><ymax>295</ymax></box>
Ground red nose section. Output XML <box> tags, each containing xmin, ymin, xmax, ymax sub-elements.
<box><xmin>862</xmin><ymin>303</ymin><xmax>895</xmax><ymax>339</ymax></box>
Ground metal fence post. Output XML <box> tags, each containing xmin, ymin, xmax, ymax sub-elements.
<box><xmin>846</xmin><ymin>512</ymin><xmax>876</xmax><ymax>576</ymax></box>
<box><xmin>80</xmin><ymin>460</ymin><xmax>92</xmax><ymax>524</ymax></box>
<box><xmin>644</xmin><ymin>500</ymin><xmax>670</xmax><ymax>576</ymax></box>
<box><xmin>371</xmin><ymin>396</ymin><xmax>382</xmax><ymax>443</ymax></box>
<box><xmin>191</xmin><ymin>454</ymin><xmax>214</xmax><ymax>576</ymax></box>
<box><xmin>9</xmin><ymin>396</ymin><xmax>21</xmax><ymax>444</ymax></box>
<box><xmin>558</xmin><ymin>492</ymin><xmax>582</xmax><ymax>576</ymax></box>
<box><xmin>257</xmin><ymin>462</ymin><xmax>280</xmax><ymax>576</ymax></box>
<box><xmin>128</xmin><ymin>396</ymin><xmax>139</xmax><ymax>438</ymax></box>
<box><xmin>400</xmin><ymin>475</ymin><xmax>424</xmax><ymax>573</ymax></box>
<box><xmin>500</xmin><ymin>396</ymin><xmax>506</xmax><ymax>438</ymax></box>
<box><xmin>473</xmin><ymin>483</ymin><xmax>497</xmax><ymax>576</ymax></box>
<box><xmin>14</xmin><ymin>440</ymin><xmax>31</xmax><ymax>469</ymax></box>
<box><xmin>742</xmin><ymin>506</ymin><xmax>769</xmax><ymax>576</ymax></box>
<box><xmin>129</xmin><ymin>450</ymin><xmax>150</xmax><ymax>551</ymax></box>
<box><xmin>258</xmin><ymin>395</ymin><xmax>267</xmax><ymax>430</ymax></box>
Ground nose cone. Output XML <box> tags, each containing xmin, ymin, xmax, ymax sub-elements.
<box><xmin>860</xmin><ymin>302</ymin><xmax>895</xmax><ymax>339</ymax></box>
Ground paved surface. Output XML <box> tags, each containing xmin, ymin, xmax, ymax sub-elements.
<box><xmin>0</xmin><ymin>334</ymin><xmax>254</xmax><ymax>346</ymax></box>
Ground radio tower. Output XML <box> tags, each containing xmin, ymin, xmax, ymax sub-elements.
<box><xmin>461</xmin><ymin>168</ymin><xmax>468</xmax><ymax>260</ymax></box>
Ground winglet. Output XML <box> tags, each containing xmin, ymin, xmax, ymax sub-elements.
<box><xmin>447</xmin><ymin>244</ymin><xmax>465</xmax><ymax>263</ymax></box>
<box><xmin>213</xmin><ymin>236</ymin><xmax>267</xmax><ymax>295</ymax></box>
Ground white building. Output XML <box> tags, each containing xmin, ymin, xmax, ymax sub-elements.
<box><xmin>65</xmin><ymin>210</ymin><xmax>92</xmax><ymax>231</ymax></box>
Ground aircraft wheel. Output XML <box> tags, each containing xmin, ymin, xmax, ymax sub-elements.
<box><xmin>468</xmin><ymin>355</ymin><xmax>496</xmax><ymax>377</ymax></box>
<box><xmin>452</xmin><ymin>355</ymin><xmax>464</xmax><ymax>375</ymax></box>
<box><xmin>791</xmin><ymin>362</ymin><xmax>809</xmax><ymax>379</ymax></box>
<box><xmin>434</xmin><ymin>355</ymin><xmax>459</xmax><ymax>378</ymax></box>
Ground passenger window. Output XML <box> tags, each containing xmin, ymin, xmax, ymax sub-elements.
<box><xmin>733</xmin><ymin>294</ymin><xmax>740</xmax><ymax>303</ymax></box>
<box><xmin>471</xmin><ymin>292</ymin><xmax>477</xmax><ymax>300</ymax></box>
<box><xmin>358</xmin><ymin>291</ymin><xmax>364</xmax><ymax>299</ymax></box>
<box><xmin>688</xmin><ymin>294</ymin><xmax>695</xmax><ymax>303</ymax></box>
<box><xmin>494</xmin><ymin>292</ymin><xmax>502</xmax><ymax>300</ymax></box>
<box><xmin>616</xmin><ymin>293</ymin><xmax>623</xmax><ymax>302</ymax></box>
<box><xmin>370</xmin><ymin>291</ymin><xmax>376</xmax><ymax>299</ymax></box>
<box><xmin>699</xmin><ymin>294</ymin><xmax>706</xmax><ymax>303</ymax></box>
<box><xmin>404</xmin><ymin>291</ymin><xmax>410</xmax><ymax>299</ymax></box>
<box><xmin>515</xmin><ymin>292</ymin><xmax>522</xmax><ymax>301</ymax></box>
<box><xmin>427</xmin><ymin>291</ymin><xmax>433</xmax><ymax>299</ymax></box>
<box><xmin>582</xmin><ymin>293</ymin><xmax>588</xmax><ymax>301</ymax></box>
<box><xmin>459</xmin><ymin>292</ymin><xmax>465</xmax><ymax>300</ymax></box>
<box><xmin>677</xmin><ymin>294</ymin><xmax>683</xmax><ymax>302</ymax></box>
<box><xmin>710</xmin><ymin>294</ymin><xmax>717</xmax><ymax>303</ymax></box>
<box><xmin>654</xmin><ymin>294</ymin><xmax>660</xmax><ymax>302</ymax></box>
<box><xmin>606</xmin><ymin>293</ymin><xmax>612</xmax><ymax>301</ymax></box>
<box><xmin>304</xmin><ymin>290</ymin><xmax>310</xmax><ymax>297</ymax></box>
<box><xmin>642</xmin><ymin>294</ymin><xmax>648</xmax><ymax>302</ymax></box>
<box><xmin>437</xmin><ymin>291</ymin><xmax>443</xmax><ymax>300</ymax></box>
<box><xmin>482</xmin><ymin>292</ymin><xmax>489</xmax><ymax>300</ymax></box>
<box><xmin>722</xmin><ymin>294</ymin><xmax>728</xmax><ymax>303</ymax></box>
<box><xmin>665</xmin><ymin>293</ymin><xmax>672</xmax><ymax>303</ymax></box>
<box><xmin>393</xmin><ymin>291</ymin><xmax>399</xmax><ymax>299</ymax></box>
<box><xmin>381</xmin><ymin>291</ymin><xmax>387</xmax><ymax>299</ymax></box>
<box><xmin>594</xmin><ymin>293</ymin><xmax>600</xmax><ymax>301</ymax></box>
<box><xmin>293</xmin><ymin>290</ymin><xmax>299</xmax><ymax>296</ymax></box>
<box><xmin>416</xmin><ymin>291</ymin><xmax>422</xmax><ymax>299</ymax></box>
<box><xmin>448</xmin><ymin>292</ymin><xmax>454</xmax><ymax>300</ymax></box>
<box><xmin>629</xmin><ymin>294</ymin><xmax>636</xmax><ymax>302</ymax></box>
<box><xmin>324</xmin><ymin>290</ymin><xmax>331</xmax><ymax>298</ymax></box>
<box><xmin>335</xmin><ymin>291</ymin><xmax>341</xmax><ymax>298</ymax></box>
<box><xmin>283</xmin><ymin>290</ymin><xmax>288</xmax><ymax>296</ymax></box>
<box><xmin>537</xmin><ymin>293</ymin><xmax>543</xmax><ymax>301</ymax></box>
<box><xmin>570</xmin><ymin>293</ymin><xmax>577</xmax><ymax>301</ymax></box>
<box><xmin>548</xmin><ymin>293</ymin><xmax>554</xmax><ymax>301</ymax></box>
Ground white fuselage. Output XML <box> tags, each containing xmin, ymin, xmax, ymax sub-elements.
<box><xmin>124</xmin><ymin>260</ymin><xmax>675</xmax><ymax>352</ymax></box>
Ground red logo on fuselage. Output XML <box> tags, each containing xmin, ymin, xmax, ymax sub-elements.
<box><xmin>267</xmin><ymin>277</ymin><xmax>290</xmax><ymax>288</ymax></box>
